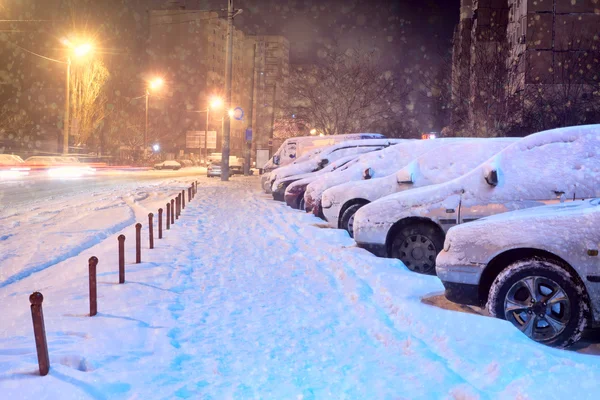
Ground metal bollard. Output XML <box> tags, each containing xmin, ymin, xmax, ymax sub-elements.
<box><xmin>182</xmin><ymin>190</ymin><xmax>185</xmax><ymax>210</ymax></box>
<box><xmin>135</xmin><ymin>223</ymin><xmax>142</xmax><ymax>263</ymax></box>
<box><xmin>188</xmin><ymin>187</ymin><xmax>191</xmax><ymax>203</ymax></box>
<box><xmin>158</xmin><ymin>208</ymin><xmax>163</xmax><ymax>238</ymax></box>
<box><xmin>29</xmin><ymin>292</ymin><xmax>50</xmax><ymax>376</ymax></box>
<box><xmin>170</xmin><ymin>199</ymin><xmax>175</xmax><ymax>224</ymax></box>
<box><xmin>176</xmin><ymin>194</ymin><xmax>180</xmax><ymax>220</ymax></box>
<box><xmin>166</xmin><ymin>203</ymin><xmax>171</xmax><ymax>230</ymax></box>
<box><xmin>118</xmin><ymin>235</ymin><xmax>126</xmax><ymax>283</ymax></box>
<box><xmin>148</xmin><ymin>213</ymin><xmax>154</xmax><ymax>249</ymax></box>
<box><xmin>88</xmin><ymin>256</ymin><xmax>98</xmax><ymax>316</ymax></box>
<box><xmin>195</xmin><ymin>180</ymin><xmax>198</xmax><ymax>195</ymax></box>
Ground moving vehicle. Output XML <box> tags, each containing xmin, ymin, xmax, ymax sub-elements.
<box><xmin>267</xmin><ymin>138</ymin><xmax>402</xmax><ymax>195</ymax></box>
<box><xmin>23</xmin><ymin>155</ymin><xmax>95</xmax><ymax>177</ymax></box>
<box><xmin>352</xmin><ymin>125</ymin><xmax>600</xmax><ymax>275</ymax></box>
<box><xmin>321</xmin><ymin>139</ymin><xmax>517</xmax><ymax>236</ymax></box>
<box><xmin>0</xmin><ymin>154</ymin><xmax>29</xmax><ymax>178</ymax></box>
<box><xmin>154</xmin><ymin>160</ymin><xmax>181</xmax><ymax>170</ymax></box>
<box><xmin>207</xmin><ymin>153</ymin><xmax>244</xmax><ymax>174</ymax></box>
<box><xmin>304</xmin><ymin>138</ymin><xmax>461</xmax><ymax>217</ymax></box>
<box><xmin>436</xmin><ymin>198</ymin><xmax>600</xmax><ymax>348</ymax></box>
<box><xmin>262</xmin><ymin>133</ymin><xmax>386</xmax><ymax>173</ymax></box>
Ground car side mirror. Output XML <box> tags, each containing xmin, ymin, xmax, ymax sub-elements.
<box><xmin>485</xmin><ymin>169</ymin><xmax>498</xmax><ymax>187</ymax></box>
<box><xmin>396</xmin><ymin>170</ymin><xmax>413</xmax><ymax>184</ymax></box>
<box><xmin>273</xmin><ymin>155</ymin><xmax>280</xmax><ymax>165</ymax></box>
<box><xmin>363</xmin><ymin>167</ymin><xmax>373</xmax><ymax>180</ymax></box>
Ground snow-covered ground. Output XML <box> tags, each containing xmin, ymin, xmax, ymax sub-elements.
<box><xmin>1</xmin><ymin>176</ymin><xmax>600</xmax><ymax>399</ymax></box>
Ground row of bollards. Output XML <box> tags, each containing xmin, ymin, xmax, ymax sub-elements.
<box><xmin>30</xmin><ymin>182</ymin><xmax>198</xmax><ymax>377</ymax></box>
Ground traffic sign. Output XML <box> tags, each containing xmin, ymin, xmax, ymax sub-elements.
<box><xmin>233</xmin><ymin>107</ymin><xmax>244</xmax><ymax>120</ymax></box>
<box><xmin>245</xmin><ymin>128</ymin><xmax>252</xmax><ymax>142</ymax></box>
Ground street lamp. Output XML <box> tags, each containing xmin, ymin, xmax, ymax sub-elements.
<box><xmin>63</xmin><ymin>41</ymin><xmax>93</xmax><ymax>154</ymax></box>
<box><xmin>145</xmin><ymin>78</ymin><xmax>164</xmax><ymax>158</ymax></box>
<box><xmin>310</xmin><ymin>129</ymin><xmax>317</xmax><ymax>135</ymax></box>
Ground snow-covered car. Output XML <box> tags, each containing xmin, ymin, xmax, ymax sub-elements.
<box><xmin>304</xmin><ymin>138</ymin><xmax>466</xmax><ymax>217</ymax></box>
<box><xmin>261</xmin><ymin>148</ymin><xmax>323</xmax><ymax>194</ymax></box>
<box><xmin>271</xmin><ymin>155</ymin><xmax>360</xmax><ymax>202</ymax></box>
<box><xmin>268</xmin><ymin>138</ymin><xmax>403</xmax><ymax>194</ymax></box>
<box><xmin>207</xmin><ymin>161</ymin><xmax>221</xmax><ymax>177</ymax></box>
<box><xmin>436</xmin><ymin>198</ymin><xmax>600</xmax><ymax>348</ymax></box>
<box><xmin>154</xmin><ymin>160</ymin><xmax>181</xmax><ymax>170</ymax></box>
<box><xmin>322</xmin><ymin>138</ymin><xmax>517</xmax><ymax>236</ymax></box>
<box><xmin>353</xmin><ymin>125</ymin><xmax>600</xmax><ymax>275</ymax></box>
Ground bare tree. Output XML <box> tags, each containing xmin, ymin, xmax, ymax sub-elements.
<box><xmin>281</xmin><ymin>43</ymin><xmax>412</xmax><ymax>137</ymax></box>
<box><xmin>70</xmin><ymin>59</ymin><xmax>110</xmax><ymax>147</ymax></box>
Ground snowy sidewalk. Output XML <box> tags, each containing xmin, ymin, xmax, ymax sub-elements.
<box><xmin>1</xmin><ymin>177</ymin><xmax>600</xmax><ymax>399</ymax></box>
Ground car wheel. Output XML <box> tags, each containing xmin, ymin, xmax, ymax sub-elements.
<box><xmin>340</xmin><ymin>203</ymin><xmax>366</xmax><ymax>238</ymax></box>
<box><xmin>390</xmin><ymin>222</ymin><xmax>444</xmax><ymax>275</ymax></box>
<box><xmin>487</xmin><ymin>259</ymin><xmax>587</xmax><ymax>347</ymax></box>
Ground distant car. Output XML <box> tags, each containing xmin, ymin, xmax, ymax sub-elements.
<box><xmin>207</xmin><ymin>162</ymin><xmax>221</xmax><ymax>177</ymax></box>
<box><xmin>24</xmin><ymin>155</ymin><xmax>95</xmax><ymax>177</ymax></box>
<box><xmin>321</xmin><ymin>139</ymin><xmax>517</xmax><ymax>236</ymax></box>
<box><xmin>353</xmin><ymin>125</ymin><xmax>600</xmax><ymax>275</ymax></box>
<box><xmin>437</xmin><ymin>198</ymin><xmax>600</xmax><ymax>348</ymax></box>
<box><xmin>176</xmin><ymin>159</ymin><xmax>194</xmax><ymax>168</ymax></box>
<box><xmin>154</xmin><ymin>160</ymin><xmax>181</xmax><ymax>170</ymax></box>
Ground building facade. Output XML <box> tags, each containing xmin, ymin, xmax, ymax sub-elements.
<box><xmin>147</xmin><ymin>7</ymin><xmax>289</xmax><ymax>161</ymax></box>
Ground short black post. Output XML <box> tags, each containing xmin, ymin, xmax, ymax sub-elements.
<box><xmin>166</xmin><ymin>203</ymin><xmax>171</xmax><ymax>230</ymax></box>
<box><xmin>170</xmin><ymin>199</ymin><xmax>175</xmax><ymax>224</ymax></box>
<box><xmin>148</xmin><ymin>213</ymin><xmax>154</xmax><ymax>249</ymax></box>
<box><xmin>30</xmin><ymin>292</ymin><xmax>50</xmax><ymax>376</ymax></box>
<box><xmin>135</xmin><ymin>223</ymin><xmax>142</xmax><ymax>263</ymax></box>
<box><xmin>118</xmin><ymin>234</ymin><xmax>125</xmax><ymax>284</ymax></box>
<box><xmin>158</xmin><ymin>208</ymin><xmax>163</xmax><ymax>238</ymax></box>
<box><xmin>176</xmin><ymin>194</ymin><xmax>180</xmax><ymax>220</ymax></box>
<box><xmin>182</xmin><ymin>189</ymin><xmax>186</xmax><ymax>210</ymax></box>
<box><xmin>188</xmin><ymin>187</ymin><xmax>192</xmax><ymax>203</ymax></box>
<box><xmin>88</xmin><ymin>256</ymin><xmax>98</xmax><ymax>316</ymax></box>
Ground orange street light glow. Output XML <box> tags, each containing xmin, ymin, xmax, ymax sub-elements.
<box><xmin>210</xmin><ymin>97</ymin><xmax>224</xmax><ymax>109</ymax></box>
<box><xmin>149</xmin><ymin>78</ymin><xmax>164</xmax><ymax>90</ymax></box>
<box><xmin>73</xmin><ymin>43</ymin><xmax>93</xmax><ymax>58</ymax></box>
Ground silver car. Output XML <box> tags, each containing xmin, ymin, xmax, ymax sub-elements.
<box><xmin>436</xmin><ymin>198</ymin><xmax>600</xmax><ymax>348</ymax></box>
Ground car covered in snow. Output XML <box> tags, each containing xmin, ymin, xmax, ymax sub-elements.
<box><xmin>261</xmin><ymin>148</ymin><xmax>323</xmax><ymax>194</ymax></box>
<box><xmin>271</xmin><ymin>155</ymin><xmax>361</xmax><ymax>202</ymax></box>
<box><xmin>436</xmin><ymin>198</ymin><xmax>600</xmax><ymax>348</ymax></box>
<box><xmin>154</xmin><ymin>160</ymin><xmax>181</xmax><ymax>170</ymax></box>
<box><xmin>267</xmin><ymin>138</ymin><xmax>402</xmax><ymax>195</ymax></box>
<box><xmin>321</xmin><ymin>138</ymin><xmax>517</xmax><ymax>236</ymax></box>
<box><xmin>304</xmin><ymin>138</ymin><xmax>466</xmax><ymax>217</ymax></box>
<box><xmin>353</xmin><ymin>125</ymin><xmax>600</xmax><ymax>275</ymax></box>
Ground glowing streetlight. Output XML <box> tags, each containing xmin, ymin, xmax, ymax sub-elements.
<box><xmin>73</xmin><ymin>43</ymin><xmax>93</xmax><ymax>58</ymax></box>
<box><xmin>210</xmin><ymin>97</ymin><xmax>224</xmax><ymax>109</ymax></box>
<box><xmin>145</xmin><ymin>77</ymin><xmax>165</xmax><ymax>157</ymax></box>
<box><xmin>152</xmin><ymin>144</ymin><xmax>160</xmax><ymax>152</ymax></box>
<box><xmin>310</xmin><ymin>129</ymin><xmax>317</xmax><ymax>135</ymax></box>
<box><xmin>228</xmin><ymin>109</ymin><xmax>235</xmax><ymax>118</ymax></box>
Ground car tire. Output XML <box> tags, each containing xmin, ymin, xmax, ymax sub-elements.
<box><xmin>389</xmin><ymin>222</ymin><xmax>444</xmax><ymax>275</ymax></box>
<box><xmin>487</xmin><ymin>259</ymin><xmax>587</xmax><ymax>348</ymax></box>
<box><xmin>340</xmin><ymin>203</ymin><xmax>366</xmax><ymax>238</ymax></box>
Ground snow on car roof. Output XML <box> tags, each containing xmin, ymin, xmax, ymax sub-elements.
<box><xmin>361</xmin><ymin>124</ymin><xmax>600</xmax><ymax>215</ymax></box>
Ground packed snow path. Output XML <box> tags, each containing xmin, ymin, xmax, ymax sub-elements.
<box><xmin>1</xmin><ymin>177</ymin><xmax>600</xmax><ymax>399</ymax></box>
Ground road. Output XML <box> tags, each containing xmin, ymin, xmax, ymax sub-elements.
<box><xmin>0</xmin><ymin>167</ymin><xmax>208</xmax><ymax>209</ymax></box>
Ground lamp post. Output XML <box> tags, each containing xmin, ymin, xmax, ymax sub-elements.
<box><xmin>63</xmin><ymin>42</ymin><xmax>93</xmax><ymax>154</ymax></box>
<box><xmin>145</xmin><ymin>78</ymin><xmax>164</xmax><ymax>158</ymax></box>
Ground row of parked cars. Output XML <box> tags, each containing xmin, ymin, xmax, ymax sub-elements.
<box><xmin>261</xmin><ymin>125</ymin><xmax>600</xmax><ymax>348</ymax></box>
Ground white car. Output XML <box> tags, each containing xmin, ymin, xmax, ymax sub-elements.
<box><xmin>154</xmin><ymin>160</ymin><xmax>181</xmax><ymax>170</ymax></box>
<box><xmin>436</xmin><ymin>198</ymin><xmax>600</xmax><ymax>348</ymax></box>
<box><xmin>304</xmin><ymin>138</ymin><xmax>466</xmax><ymax>217</ymax></box>
<box><xmin>353</xmin><ymin>125</ymin><xmax>600</xmax><ymax>275</ymax></box>
<box><xmin>261</xmin><ymin>148</ymin><xmax>323</xmax><ymax>194</ymax></box>
<box><xmin>321</xmin><ymin>139</ymin><xmax>517</xmax><ymax>236</ymax></box>
<box><xmin>268</xmin><ymin>138</ymin><xmax>403</xmax><ymax>193</ymax></box>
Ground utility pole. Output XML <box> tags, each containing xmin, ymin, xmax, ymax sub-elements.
<box><xmin>221</xmin><ymin>0</ymin><xmax>234</xmax><ymax>181</ymax></box>
<box><xmin>269</xmin><ymin>82</ymin><xmax>277</xmax><ymax>157</ymax></box>
<box><xmin>145</xmin><ymin>91</ymin><xmax>149</xmax><ymax>159</ymax></box>
<box><xmin>244</xmin><ymin>43</ymin><xmax>257</xmax><ymax>176</ymax></box>
<box><xmin>205</xmin><ymin>107</ymin><xmax>209</xmax><ymax>164</ymax></box>
<box><xmin>63</xmin><ymin>58</ymin><xmax>71</xmax><ymax>154</ymax></box>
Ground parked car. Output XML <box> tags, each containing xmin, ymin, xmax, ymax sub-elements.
<box><xmin>207</xmin><ymin>154</ymin><xmax>244</xmax><ymax>174</ymax></box>
<box><xmin>271</xmin><ymin>155</ymin><xmax>360</xmax><ymax>202</ymax></box>
<box><xmin>263</xmin><ymin>133</ymin><xmax>386</xmax><ymax>173</ymax></box>
<box><xmin>436</xmin><ymin>198</ymin><xmax>600</xmax><ymax>348</ymax></box>
<box><xmin>268</xmin><ymin>139</ymin><xmax>403</xmax><ymax>195</ymax></box>
<box><xmin>352</xmin><ymin>125</ymin><xmax>600</xmax><ymax>275</ymax></box>
<box><xmin>261</xmin><ymin>148</ymin><xmax>324</xmax><ymax>194</ymax></box>
<box><xmin>321</xmin><ymin>139</ymin><xmax>517</xmax><ymax>236</ymax></box>
<box><xmin>177</xmin><ymin>159</ymin><xmax>194</xmax><ymax>168</ymax></box>
<box><xmin>207</xmin><ymin>161</ymin><xmax>222</xmax><ymax>177</ymax></box>
<box><xmin>304</xmin><ymin>138</ymin><xmax>464</xmax><ymax>217</ymax></box>
<box><xmin>154</xmin><ymin>160</ymin><xmax>181</xmax><ymax>170</ymax></box>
